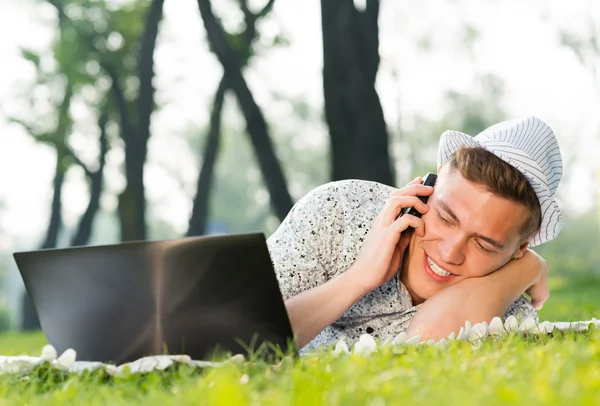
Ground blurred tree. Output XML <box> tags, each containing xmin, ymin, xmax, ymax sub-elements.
<box><xmin>71</xmin><ymin>109</ymin><xmax>109</xmax><ymax>246</ymax></box>
<box><xmin>534</xmin><ymin>209</ymin><xmax>600</xmax><ymax>276</ymax></box>
<box><xmin>560</xmin><ymin>19</ymin><xmax>600</xmax><ymax>98</ymax></box>
<box><xmin>187</xmin><ymin>77</ymin><xmax>226</xmax><ymax>237</ymax></box>
<box><xmin>13</xmin><ymin>0</ymin><xmax>166</xmax><ymax>330</ymax></box>
<box><xmin>181</xmin><ymin>101</ymin><xmax>329</xmax><ymax>238</ymax></box>
<box><xmin>398</xmin><ymin>73</ymin><xmax>508</xmax><ymax>182</ymax></box>
<box><xmin>47</xmin><ymin>0</ymin><xmax>164</xmax><ymax>242</ymax></box>
<box><xmin>114</xmin><ymin>0</ymin><xmax>164</xmax><ymax>242</ymax></box>
<box><xmin>196</xmin><ymin>0</ymin><xmax>293</xmax><ymax>223</ymax></box>
<box><xmin>0</xmin><ymin>204</ymin><xmax>10</xmax><ymax>331</ymax></box>
<box><xmin>320</xmin><ymin>0</ymin><xmax>394</xmax><ymax>185</ymax></box>
<box><xmin>0</xmin><ymin>303</ymin><xmax>10</xmax><ymax>333</ymax></box>
<box><xmin>187</xmin><ymin>0</ymin><xmax>277</xmax><ymax>236</ymax></box>
<box><xmin>10</xmin><ymin>3</ymin><xmax>112</xmax><ymax>328</ymax></box>
<box><xmin>559</xmin><ymin>16</ymin><xmax>600</xmax><ymax>241</ymax></box>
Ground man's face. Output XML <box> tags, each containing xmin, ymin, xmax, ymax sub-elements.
<box><xmin>400</xmin><ymin>165</ymin><xmax>531</xmax><ymax>304</ymax></box>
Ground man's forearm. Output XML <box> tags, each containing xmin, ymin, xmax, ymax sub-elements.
<box><xmin>406</xmin><ymin>260</ymin><xmax>539</xmax><ymax>341</ymax></box>
<box><xmin>285</xmin><ymin>268</ymin><xmax>369</xmax><ymax>350</ymax></box>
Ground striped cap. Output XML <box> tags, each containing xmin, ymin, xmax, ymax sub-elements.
<box><xmin>437</xmin><ymin>116</ymin><xmax>563</xmax><ymax>246</ymax></box>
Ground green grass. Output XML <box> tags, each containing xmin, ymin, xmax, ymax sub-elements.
<box><xmin>0</xmin><ymin>330</ymin><xmax>50</xmax><ymax>356</ymax></box>
<box><xmin>1</xmin><ymin>273</ymin><xmax>599</xmax><ymax>405</ymax></box>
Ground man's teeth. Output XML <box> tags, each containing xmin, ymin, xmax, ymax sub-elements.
<box><xmin>427</xmin><ymin>257</ymin><xmax>452</xmax><ymax>277</ymax></box>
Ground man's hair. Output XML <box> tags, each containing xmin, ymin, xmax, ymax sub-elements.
<box><xmin>447</xmin><ymin>147</ymin><xmax>542</xmax><ymax>241</ymax></box>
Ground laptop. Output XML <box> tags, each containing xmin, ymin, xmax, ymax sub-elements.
<box><xmin>13</xmin><ymin>232</ymin><xmax>297</xmax><ymax>364</ymax></box>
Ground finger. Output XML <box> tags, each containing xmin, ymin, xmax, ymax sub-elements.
<box><xmin>530</xmin><ymin>292</ymin><xmax>548</xmax><ymax>310</ymax></box>
<box><xmin>526</xmin><ymin>285</ymin><xmax>549</xmax><ymax>302</ymax></box>
<box><xmin>386</xmin><ymin>230</ymin><xmax>413</xmax><ymax>280</ymax></box>
<box><xmin>530</xmin><ymin>299</ymin><xmax>544</xmax><ymax>311</ymax></box>
<box><xmin>397</xmin><ymin>228</ymin><xmax>412</xmax><ymax>253</ymax></box>
<box><xmin>526</xmin><ymin>284</ymin><xmax>549</xmax><ymax>311</ymax></box>
<box><xmin>533</xmin><ymin>289</ymin><xmax>549</xmax><ymax>309</ymax></box>
<box><xmin>392</xmin><ymin>212</ymin><xmax>424</xmax><ymax>235</ymax></box>
<box><xmin>383</xmin><ymin>196</ymin><xmax>430</xmax><ymax>223</ymax></box>
<box><xmin>412</xmin><ymin>215</ymin><xmax>426</xmax><ymax>238</ymax></box>
<box><xmin>390</xmin><ymin>184</ymin><xmax>434</xmax><ymax>198</ymax></box>
<box><xmin>387</xmin><ymin>242</ymin><xmax>404</xmax><ymax>280</ymax></box>
<box><xmin>389</xmin><ymin>231</ymin><xmax>413</xmax><ymax>280</ymax></box>
<box><xmin>408</xmin><ymin>176</ymin><xmax>423</xmax><ymax>185</ymax></box>
<box><xmin>532</xmin><ymin>274</ymin><xmax>549</xmax><ymax>297</ymax></box>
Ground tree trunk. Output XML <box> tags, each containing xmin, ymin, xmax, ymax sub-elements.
<box><xmin>22</xmin><ymin>154</ymin><xmax>66</xmax><ymax>331</ymax></box>
<box><xmin>187</xmin><ymin>77</ymin><xmax>227</xmax><ymax>236</ymax></box>
<box><xmin>41</xmin><ymin>157</ymin><xmax>66</xmax><ymax>249</ymax></box>
<box><xmin>321</xmin><ymin>0</ymin><xmax>394</xmax><ymax>185</ymax></box>
<box><xmin>71</xmin><ymin>110</ymin><xmax>109</xmax><ymax>246</ymax></box>
<box><xmin>108</xmin><ymin>69</ymin><xmax>142</xmax><ymax>242</ymax></box>
<box><xmin>117</xmin><ymin>0</ymin><xmax>164</xmax><ymax>242</ymax></box>
<box><xmin>196</xmin><ymin>0</ymin><xmax>293</xmax><ymax>222</ymax></box>
<box><xmin>21</xmin><ymin>71</ymin><xmax>73</xmax><ymax>330</ymax></box>
<box><xmin>118</xmin><ymin>147</ymin><xmax>146</xmax><ymax>241</ymax></box>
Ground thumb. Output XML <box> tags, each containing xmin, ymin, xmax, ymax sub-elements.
<box><xmin>387</xmin><ymin>230</ymin><xmax>413</xmax><ymax>281</ymax></box>
<box><xmin>530</xmin><ymin>299</ymin><xmax>544</xmax><ymax>311</ymax></box>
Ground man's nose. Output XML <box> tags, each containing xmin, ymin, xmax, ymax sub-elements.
<box><xmin>439</xmin><ymin>234</ymin><xmax>466</xmax><ymax>265</ymax></box>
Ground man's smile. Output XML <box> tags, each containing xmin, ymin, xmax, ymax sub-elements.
<box><xmin>423</xmin><ymin>252</ymin><xmax>458</xmax><ymax>282</ymax></box>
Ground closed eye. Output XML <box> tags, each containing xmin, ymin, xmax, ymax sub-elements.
<box><xmin>436</xmin><ymin>211</ymin><xmax>452</xmax><ymax>225</ymax></box>
<box><xmin>476</xmin><ymin>241</ymin><xmax>496</xmax><ymax>255</ymax></box>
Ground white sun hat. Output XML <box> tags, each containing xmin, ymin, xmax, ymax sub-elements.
<box><xmin>436</xmin><ymin>116</ymin><xmax>563</xmax><ymax>246</ymax></box>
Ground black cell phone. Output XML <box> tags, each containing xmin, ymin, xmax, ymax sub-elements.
<box><xmin>399</xmin><ymin>172</ymin><xmax>437</xmax><ymax>218</ymax></box>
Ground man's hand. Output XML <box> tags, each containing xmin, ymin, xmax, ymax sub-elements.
<box><xmin>283</xmin><ymin>177</ymin><xmax>433</xmax><ymax>349</ymax></box>
<box><xmin>348</xmin><ymin>177</ymin><xmax>434</xmax><ymax>293</ymax></box>
<box><xmin>520</xmin><ymin>249</ymin><xmax>549</xmax><ymax>310</ymax></box>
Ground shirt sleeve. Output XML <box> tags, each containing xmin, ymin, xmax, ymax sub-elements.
<box><xmin>266</xmin><ymin>182</ymin><xmax>345</xmax><ymax>300</ymax></box>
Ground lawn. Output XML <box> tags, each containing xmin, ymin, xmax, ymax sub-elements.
<box><xmin>1</xmin><ymin>273</ymin><xmax>599</xmax><ymax>405</ymax></box>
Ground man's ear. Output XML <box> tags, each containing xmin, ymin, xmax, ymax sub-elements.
<box><xmin>437</xmin><ymin>164</ymin><xmax>443</xmax><ymax>174</ymax></box>
<box><xmin>512</xmin><ymin>240</ymin><xmax>530</xmax><ymax>260</ymax></box>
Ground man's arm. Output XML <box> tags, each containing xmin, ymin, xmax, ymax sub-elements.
<box><xmin>267</xmin><ymin>182</ymin><xmax>351</xmax><ymax>348</ymax></box>
<box><xmin>284</xmin><ymin>266</ymin><xmax>370</xmax><ymax>349</ymax></box>
<box><xmin>406</xmin><ymin>250</ymin><xmax>547</xmax><ymax>341</ymax></box>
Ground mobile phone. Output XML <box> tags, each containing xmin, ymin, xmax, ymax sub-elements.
<box><xmin>399</xmin><ymin>172</ymin><xmax>437</xmax><ymax>218</ymax></box>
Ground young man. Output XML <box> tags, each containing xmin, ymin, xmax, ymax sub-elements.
<box><xmin>267</xmin><ymin>116</ymin><xmax>562</xmax><ymax>352</ymax></box>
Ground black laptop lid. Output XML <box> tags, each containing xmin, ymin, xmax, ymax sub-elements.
<box><xmin>13</xmin><ymin>233</ymin><xmax>296</xmax><ymax>364</ymax></box>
